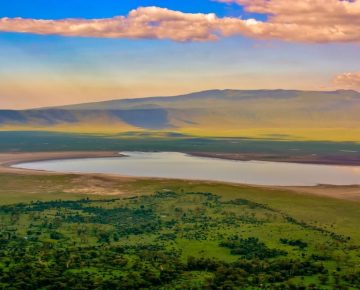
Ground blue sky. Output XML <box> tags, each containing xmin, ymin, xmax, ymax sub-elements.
<box><xmin>0</xmin><ymin>0</ymin><xmax>252</xmax><ymax>19</ymax></box>
<box><xmin>0</xmin><ymin>0</ymin><xmax>359</xmax><ymax>109</ymax></box>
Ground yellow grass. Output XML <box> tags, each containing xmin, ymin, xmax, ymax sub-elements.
<box><xmin>178</xmin><ymin>127</ymin><xmax>360</xmax><ymax>142</ymax></box>
<box><xmin>2</xmin><ymin>123</ymin><xmax>360</xmax><ymax>142</ymax></box>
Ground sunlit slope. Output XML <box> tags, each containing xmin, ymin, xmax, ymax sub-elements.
<box><xmin>1</xmin><ymin>89</ymin><xmax>360</xmax><ymax>140</ymax></box>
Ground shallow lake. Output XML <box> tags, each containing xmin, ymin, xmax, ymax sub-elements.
<box><xmin>13</xmin><ymin>151</ymin><xmax>360</xmax><ymax>186</ymax></box>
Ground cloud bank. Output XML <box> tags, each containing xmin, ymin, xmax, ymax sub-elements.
<box><xmin>334</xmin><ymin>71</ymin><xmax>360</xmax><ymax>89</ymax></box>
<box><xmin>0</xmin><ymin>7</ymin><xmax>221</xmax><ymax>42</ymax></box>
<box><xmin>1</xmin><ymin>1</ymin><xmax>360</xmax><ymax>43</ymax></box>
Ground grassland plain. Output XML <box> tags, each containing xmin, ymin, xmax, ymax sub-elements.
<box><xmin>0</xmin><ymin>172</ymin><xmax>359</xmax><ymax>289</ymax></box>
<box><xmin>1</xmin><ymin>131</ymin><xmax>360</xmax><ymax>166</ymax></box>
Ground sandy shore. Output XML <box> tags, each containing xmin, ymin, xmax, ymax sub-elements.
<box><xmin>0</xmin><ymin>151</ymin><xmax>121</xmax><ymax>174</ymax></box>
<box><xmin>0</xmin><ymin>151</ymin><xmax>359</xmax><ymax>201</ymax></box>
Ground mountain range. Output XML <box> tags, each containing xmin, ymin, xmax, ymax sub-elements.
<box><xmin>1</xmin><ymin>89</ymin><xmax>360</xmax><ymax>140</ymax></box>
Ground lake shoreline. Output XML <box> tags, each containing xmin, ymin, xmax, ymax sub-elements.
<box><xmin>2</xmin><ymin>150</ymin><xmax>360</xmax><ymax>170</ymax></box>
<box><xmin>1</xmin><ymin>151</ymin><xmax>360</xmax><ymax>202</ymax></box>
<box><xmin>0</xmin><ymin>151</ymin><xmax>122</xmax><ymax>174</ymax></box>
<box><xmin>189</xmin><ymin>152</ymin><xmax>360</xmax><ymax>166</ymax></box>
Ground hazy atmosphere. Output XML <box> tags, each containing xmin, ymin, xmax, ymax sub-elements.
<box><xmin>1</xmin><ymin>1</ymin><xmax>360</xmax><ymax>289</ymax></box>
<box><xmin>1</xmin><ymin>0</ymin><xmax>360</xmax><ymax>109</ymax></box>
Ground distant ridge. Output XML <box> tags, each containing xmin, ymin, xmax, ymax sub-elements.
<box><xmin>42</xmin><ymin>89</ymin><xmax>358</xmax><ymax>111</ymax></box>
<box><xmin>1</xmin><ymin>89</ymin><xmax>360</xmax><ymax>139</ymax></box>
<box><xmin>51</xmin><ymin>89</ymin><xmax>358</xmax><ymax>111</ymax></box>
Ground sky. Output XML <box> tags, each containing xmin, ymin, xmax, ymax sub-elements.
<box><xmin>1</xmin><ymin>0</ymin><xmax>360</xmax><ymax>109</ymax></box>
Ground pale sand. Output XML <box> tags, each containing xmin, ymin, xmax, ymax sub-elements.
<box><xmin>0</xmin><ymin>152</ymin><xmax>359</xmax><ymax>201</ymax></box>
<box><xmin>0</xmin><ymin>151</ymin><xmax>121</xmax><ymax>174</ymax></box>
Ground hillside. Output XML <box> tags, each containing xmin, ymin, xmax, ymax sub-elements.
<box><xmin>1</xmin><ymin>89</ymin><xmax>360</xmax><ymax>140</ymax></box>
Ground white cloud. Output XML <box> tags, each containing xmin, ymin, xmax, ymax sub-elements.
<box><xmin>334</xmin><ymin>71</ymin><xmax>360</xmax><ymax>89</ymax></box>
<box><xmin>1</xmin><ymin>1</ymin><xmax>360</xmax><ymax>43</ymax></box>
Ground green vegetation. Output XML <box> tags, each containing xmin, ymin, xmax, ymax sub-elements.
<box><xmin>1</xmin><ymin>131</ymin><xmax>360</xmax><ymax>157</ymax></box>
<box><xmin>0</xmin><ymin>177</ymin><xmax>359</xmax><ymax>289</ymax></box>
